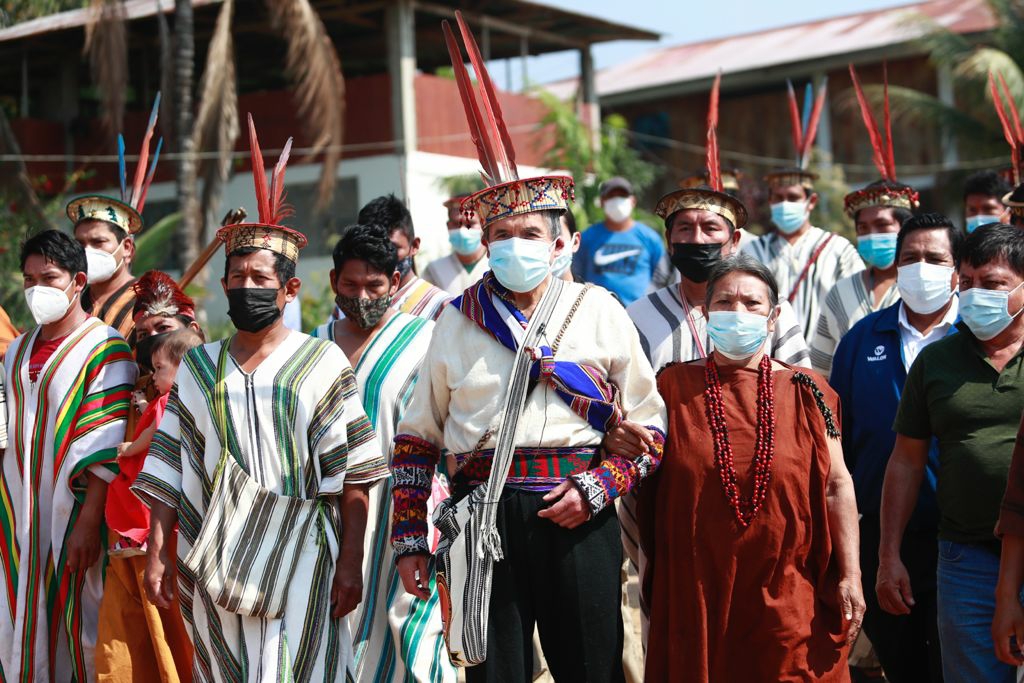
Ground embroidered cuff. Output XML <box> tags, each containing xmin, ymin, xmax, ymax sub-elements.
<box><xmin>390</xmin><ymin>434</ymin><xmax>441</xmax><ymax>554</ymax></box>
<box><xmin>570</xmin><ymin>427</ymin><xmax>666</xmax><ymax>516</ymax></box>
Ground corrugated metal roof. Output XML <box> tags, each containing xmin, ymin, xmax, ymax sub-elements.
<box><xmin>547</xmin><ymin>0</ymin><xmax>994</xmax><ymax>100</ymax></box>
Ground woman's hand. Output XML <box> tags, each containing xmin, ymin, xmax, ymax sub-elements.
<box><xmin>397</xmin><ymin>554</ymin><xmax>431</xmax><ymax>600</ymax></box>
<box><xmin>601</xmin><ymin>421</ymin><xmax>654</xmax><ymax>459</ymax></box>
<box><xmin>837</xmin><ymin>575</ymin><xmax>866</xmax><ymax>645</ymax></box>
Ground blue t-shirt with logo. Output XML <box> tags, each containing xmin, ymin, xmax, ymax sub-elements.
<box><xmin>573</xmin><ymin>221</ymin><xmax>664</xmax><ymax>306</ymax></box>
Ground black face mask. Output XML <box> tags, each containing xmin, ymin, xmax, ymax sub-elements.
<box><xmin>227</xmin><ymin>287</ymin><xmax>283</xmax><ymax>332</ymax></box>
<box><xmin>134</xmin><ymin>331</ymin><xmax>169</xmax><ymax>374</ymax></box>
<box><xmin>670</xmin><ymin>243</ymin><xmax>724</xmax><ymax>283</ymax></box>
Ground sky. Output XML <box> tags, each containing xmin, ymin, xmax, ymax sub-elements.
<box><xmin>511</xmin><ymin>0</ymin><xmax>917</xmax><ymax>88</ymax></box>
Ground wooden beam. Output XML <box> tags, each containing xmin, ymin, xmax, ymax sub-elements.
<box><xmin>413</xmin><ymin>1</ymin><xmax>587</xmax><ymax>50</ymax></box>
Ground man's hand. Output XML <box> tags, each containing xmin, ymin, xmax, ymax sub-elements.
<box><xmin>601</xmin><ymin>421</ymin><xmax>654</xmax><ymax>460</ymax></box>
<box><xmin>396</xmin><ymin>554</ymin><xmax>431</xmax><ymax>601</ymax></box>
<box><xmin>65</xmin><ymin>506</ymin><xmax>103</xmax><ymax>573</ymax></box>
<box><xmin>331</xmin><ymin>558</ymin><xmax>363</xmax><ymax>618</ymax></box>
<box><xmin>838</xmin><ymin>575</ymin><xmax>866</xmax><ymax>645</ymax></box>
<box><xmin>993</xmin><ymin>590</ymin><xmax>1024</xmax><ymax>665</ymax></box>
<box><xmin>144</xmin><ymin>545</ymin><xmax>177</xmax><ymax>609</ymax></box>
<box><xmin>538</xmin><ymin>480</ymin><xmax>590</xmax><ymax>529</ymax></box>
<box><xmin>876</xmin><ymin>557</ymin><xmax>914</xmax><ymax>615</ymax></box>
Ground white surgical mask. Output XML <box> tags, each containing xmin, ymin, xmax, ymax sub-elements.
<box><xmin>897</xmin><ymin>262</ymin><xmax>955</xmax><ymax>315</ymax></box>
<box><xmin>24</xmin><ymin>279</ymin><xmax>76</xmax><ymax>325</ymax></box>
<box><xmin>603</xmin><ymin>196</ymin><xmax>633</xmax><ymax>223</ymax></box>
<box><xmin>85</xmin><ymin>242</ymin><xmax>123</xmax><ymax>284</ymax></box>
<box><xmin>488</xmin><ymin>237</ymin><xmax>554</xmax><ymax>293</ymax></box>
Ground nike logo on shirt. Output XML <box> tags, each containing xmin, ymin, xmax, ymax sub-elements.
<box><xmin>593</xmin><ymin>248</ymin><xmax>642</xmax><ymax>267</ymax></box>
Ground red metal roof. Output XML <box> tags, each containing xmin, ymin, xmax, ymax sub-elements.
<box><xmin>547</xmin><ymin>0</ymin><xmax>994</xmax><ymax>100</ymax></box>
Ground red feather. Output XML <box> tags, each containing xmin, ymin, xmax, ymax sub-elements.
<box><xmin>456</xmin><ymin>11</ymin><xmax>517</xmax><ymax>182</ymax></box>
<box><xmin>706</xmin><ymin>72</ymin><xmax>722</xmax><ymax>193</ymax></box>
<box><xmin>882</xmin><ymin>63</ymin><xmax>896</xmax><ymax>181</ymax></box>
<box><xmin>269</xmin><ymin>137</ymin><xmax>293</xmax><ymax>224</ymax></box>
<box><xmin>785</xmin><ymin>80</ymin><xmax>803</xmax><ymax>165</ymax></box>
<box><xmin>801</xmin><ymin>80</ymin><xmax>828</xmax><ymax>168</ymax></box>
<box><xmin>131</xmin><ymin>93</ymin><xmax>161</xmax><ymax>207</ymax></box>
<box><xmin>443</xmin><ymin>20</ymin><xmax>499</xmax><ymax>184</ymax></box>
<box><xmin>848</xmin><ymin>64</ymin><xmax>890</xmax><ymax>181</ymax></box>
<box><xmin>247</xmin><ymin>113</ymin><xmax>270</xmax><ymax>224</ymax></box>
<box><xmin>998</xmin><ymin>72</ymin><xmax>1024</xmax><ymax>144</ymax></box>
<box><xmin>990</xmin><ymin>72</ymin><xmax>1021</xmax><ymax>184</ymax></box>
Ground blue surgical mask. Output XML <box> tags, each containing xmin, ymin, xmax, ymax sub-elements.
<box><xmin>449</xmin><ymin>227</ymin><xmax>483</xmax><ymax>256</ymax></box>
<box><xmin>966</xmin><ymin>214</ymin><xmax>1002</xmax><ymax>234</ymax></box>
<box><xmin>551</xmin><ymin>247</ymin><xmax>574</xmax><ymax>278</ymax></box>
<box><xmin>488</xmin><ymin>237</ymin><xmax>553</xmax><ymax>293</ymax></box>
<box><xmin>770</xmin><ymin>201</ymin><xmax>809</xmax><ymax>235</ymax></box>
<box><xmin>706</xmin><ymin>310</ymin><xmax>770</xmax><ymax>360</ymax></box>
<box><xmin>959</xmin><ymin>283</ymin><xmax>1024</xmax><ymax>341</ymax></box>
<box><xmin>857</xmin><ymin>233</ymin><xmax>898</xmax><ymax>269</ymax></box>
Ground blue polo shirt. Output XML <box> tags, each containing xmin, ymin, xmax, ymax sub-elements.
<box><xmin>830</xmin><ymin>301</ymin><xmax>951</xmax><ymax>529</ymax></box>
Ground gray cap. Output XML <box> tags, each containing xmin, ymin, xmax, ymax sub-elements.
<box><xmin>599</xmin><ymin>176</ymin><xmax>633</xmax><ymax>198</ymax></box>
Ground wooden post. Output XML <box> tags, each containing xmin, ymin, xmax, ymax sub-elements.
<box><xmin>580</xmin><ymin>45</ymin><xmax>600</xmax><ymax>151</ymax></box>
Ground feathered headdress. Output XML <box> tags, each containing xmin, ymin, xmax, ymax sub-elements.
<box><xmin>216</xmin><ymin>114</ymin><xmax>307</xmax><ymax>263</ymax></box>
<box><xmin>990</xmin><ymin>70</ymin><xmax>1024</xmax><ymax>186</ymax></box>
<box><xmin>765</xmin><ymin>79</ymin><xmax>827</xmax><ymax>189</ymax></box>
<box><xmin>843</xmin><ymin>63</ymin><xmax>920</xmax><ymax>217</ymax></box>
<box><xmin>132</xmin><ymin>269</ymin><xmax>195</xmax><ymax>322</ymax></box>
<box><xmin>66</xmin><ymin>93</ymin><xmax>163</xmax><ymax>235</ymax></box>
<box><xmin>656</xmin><ymin>72</ymin><xmax>747</xmax><ymax>229</ymax></box>
<box><xmin>446</xmin><ymin>11</ymin><xmax>574</xmax><ymax>228</ymax></box>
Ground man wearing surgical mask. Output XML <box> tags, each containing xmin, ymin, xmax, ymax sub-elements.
<box><xmin>963</xmin><ymin>170</ymin><xmax>1010</xmax><ymax>234</ymax></box>
<box><xmin>830</xmin><ymin>213</ymin><xmax>963</xmax><ymax>683</ymax></box>
<box><xmin>810</xmin><ymin>190</ymin><xmax>914</xmax><ymax>377</ymax></box>
<box><xmin>392</xmin><ymin>177</ymin><xmax>666</xmax><ymax>681</ymax></box>
<box><xmin>574</xmin><ymin>176</ymin><xmax>665</xmax><ymax>306</ymax></box>
<box><xmin>422</xmin><ymin>194</ymin><xmax>490</xmax><ymax>296</ymax></box>
<box><xmin>743</xmin><ymin>169</ymin><xmax>863</xmax><ymax>343</ymax></box>
<box><xmin>880</xmin><ymin>223</ymin><xmax>1024</xmax><ymax>682</ymax></box>
<box><xmin>70</xmin><ymin>211</ymin><xmax>139</xmax><ymax>340</ymax></box>
<box><xmin>1</xmin><ymin>229</ymin><xmax>136</xmax><ymax>678</ymax></box>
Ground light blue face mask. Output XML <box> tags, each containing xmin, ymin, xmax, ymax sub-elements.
<box><xmin>449</xmin><ymin>227</ymin><xmax>483</xmax><ymax>256</ymax></box>
<box><xmin>959</xmin><ymin>283</ymin><xmax>1024</xmax><ymax>341</ymax></box>
<box><xmin>706</xmin><ymin>310</ymin><xmax>770</xmax><ymax>360</ymax></box>
<box><xmin>488</xmin><ymin>237</ymin><xmax>553</xmax><ymax>293</ymax></box>
<box><xmin>551</xmin><ymin>248</ymin><xmax>573</xmax><ymax>278</ymax></box>
<box><xmin>966</xmin><ymin>214</ymin><xmax>1002</xmax><ymax>234</ymax></box>
<box><xmin>770</xmin><ymin>201</ymin><xmax>808</xmax><ymax>235</ymax></box>
<box><xmin>857</xmin><ymin>232</ymin><xmax>898</xmax><ymax>269</ymax></box>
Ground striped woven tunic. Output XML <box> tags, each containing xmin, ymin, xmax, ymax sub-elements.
<box><xmin>0</xmin><ymin>318</ymin><xmax>135</xmax><ymax>682</ymax></box>
<box><xmin>314</xmin><ymin>313</ymin><xmax>454</xmax><ymax>683</ymax></box>
<box><xmin>134</xmin><ymin>332</ymin><xmax>389</xmax><ymax>683</ymax></box>
<box><xmin>742</xmin><ymin>226</ymin><xmax>863</xmax><ymax>343</ymax></box>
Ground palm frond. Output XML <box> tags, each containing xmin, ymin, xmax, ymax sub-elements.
<box><xmin>266</xmin><ymin>0</ymin><xmax>345</xmax><ymax>211</ymax></box>
<box><xmin>901</xmin><ymin>12</ymin><xmax>973</xmax><ymax>70</ymax></box>
<box><xmin>961</xmin><ymin>48</ymin><xmax>1024</xmax><ymax>101</ymax></box>
<box><xmin>191</xmin><ymin>0</ymin><xmax>239</xmax><ymax>241</ymax></box>
<box><xmin>83</xmin><ymin>0</ymin><xmax>127</xmax><ymax>136</ymax></box>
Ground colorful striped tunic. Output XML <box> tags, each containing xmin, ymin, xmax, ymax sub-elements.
<box><xmin>133</xmin><ymin>331</ymin><xmax>389</xmax><ymax>683</ymax></box>
<box><xmin>0</xmin><ymin>318</ymin><xmax>135</xmax><ymax>682</ymax></box>
<box><xmin>742</xmin><ymin>226</ymin><xmax>864</xmax><ymax>343</ymax></box>
<box><xmin>421</xmin><ymin>253</ymin><xmax>489</xmax><ymax>297</ymax></box>
<box><xmin>809</xmin><ymin>272</ymin><xmax>900</xmax><ymax>378</ymax></box>
<box><xmin>314</xmin><ymin>313</ymin><xmax>455</xmax><ymax>683</ymax></box>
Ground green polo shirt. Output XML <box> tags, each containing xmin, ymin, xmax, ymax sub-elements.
<box><xmin>894</xmin><ymin>323</ymin><xmax>1024</xmax><ymax>545</ymax></box>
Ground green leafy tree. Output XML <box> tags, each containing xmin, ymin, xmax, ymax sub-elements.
<box><xmin>536</xmin><ymin>91</ymin><xmax>661</xmax><ymax>230</ymax></box>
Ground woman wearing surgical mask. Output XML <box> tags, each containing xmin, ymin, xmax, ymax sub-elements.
<box><xmin>421</xmin><ymin>195</ymin><xmax>490</xmax><ymax>296</ymax></box>
<box><xmin>638</xmin><ymin>254</ymin><xmax>864</xmax><ymax>681</ymax></box>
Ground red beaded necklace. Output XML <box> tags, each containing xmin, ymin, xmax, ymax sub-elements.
<box><xmin>704</xmin><ymin>354</ymin><xmax>776</xmax><ymax>528</ymax></box>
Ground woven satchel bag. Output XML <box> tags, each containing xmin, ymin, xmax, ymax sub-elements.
<box><xmin>183</xmin><ymin>340</ymin><xmax>320</xmax><ymax>619</ymax></box>
<box><xmin>432</xmin><ymin>278</ymin><xmax>564</xmax><ymax>666</ymax></box>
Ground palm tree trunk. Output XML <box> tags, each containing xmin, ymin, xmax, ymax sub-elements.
<box><xmin>174</xmin><ymin>0</ymin><xmax>198</xmax><ymax>270</ymax></box>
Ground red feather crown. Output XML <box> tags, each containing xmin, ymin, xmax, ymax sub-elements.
<box><xmin>843</xmin><ymin>63</ymin><xmax>920</xmax><ymax>217</ymax></box>
<box><xmin>132</xmin><ymin>270</ymin><xmax>195</xmax><ymax>322</ymax></box>
<box><xmin>216</xmin><ymin>114</ymin><xmax>308</xmax><ymax>262</ymax></box>
<box><xmin>445</xmin><ymin>12</ymin><xmax>574</xmax><ymax>229</ymax></box>
<box><xmin>655</xmin><ymin>72</ymin><xmax>747</xmax><ymax>229</ymax></box>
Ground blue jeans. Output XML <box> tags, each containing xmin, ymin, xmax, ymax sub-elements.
<box><xmin>936</xmin><ymin>540</ymin><xmax>1016</xmax><ymax>683</ymax></box>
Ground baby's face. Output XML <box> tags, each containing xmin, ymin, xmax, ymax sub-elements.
<box><xmin>150</xmin><ymin>348</ymin><xmax>177</xmax><ymax>396</ymax></box>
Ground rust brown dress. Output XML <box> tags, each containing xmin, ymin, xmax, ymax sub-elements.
<box><xmin>639</xmin><ymin>360</ymin><xmax>849</xmax><ymax>682</ymax></box>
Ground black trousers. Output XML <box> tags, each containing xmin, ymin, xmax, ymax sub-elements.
<box><xmin>463</xmin><ymin>488</ymin><xmax>625</xmax><ymax>683</ymax></box>
<box><xmin>859</xmin><ymin>516</ymin><xmax>943</xmax><ymax>682</ymax></box>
